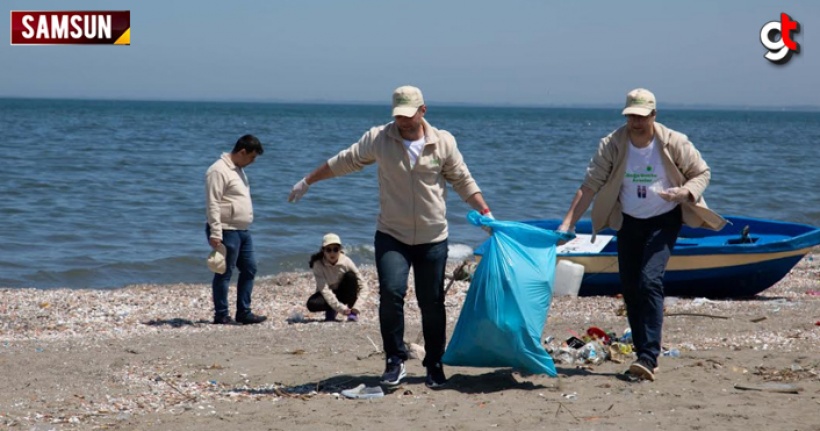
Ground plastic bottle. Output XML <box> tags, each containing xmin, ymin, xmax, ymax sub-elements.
<box><xmin>554</xmin><ymin>347</ymin><xmax>577</xmax><ymax>365</ymax></box>
<box><xmin>587</xmin><ymin>347</ymin><xmax>598</xmax><ymax>363</ymax></box>
<box><xmin>662</xmin><ymin>348</ymin><xmax>680</xmax><ymax>357</ymax></box>
<box><xmin>621</xmin><ymin>328</ymin><xmax>633</xmax><ymax>344</ymax></box>
<box><xmin>582</xmin><ymin>341</ymin><xmax>604</xmax><ymax>365</ymax></box>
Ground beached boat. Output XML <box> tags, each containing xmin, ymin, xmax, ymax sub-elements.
<box><xmin>520</xmin><ymin>216</ymin><xmax>820</xmax><ymax>298</ymax></box>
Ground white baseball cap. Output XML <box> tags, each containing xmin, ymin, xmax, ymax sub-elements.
<box><xmin>322</xmin><ymin>233</ymin><xmax>342</xmax><ymax>248</ymax></box>
<box><xmin>207</xmin><ymin>244</ymin><xmax>227</xmax><ymax>274</ymax></box>
<box><xmin>622</xmin><ymin>88</ymin><xmax>656</xmax><ymax>116</ymax></box>
<box><xmin>391</xmin><ymin>85</ymin><xmax>425</xmax><ymax>117</ymax></box>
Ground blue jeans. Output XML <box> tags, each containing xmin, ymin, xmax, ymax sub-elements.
<box><xmin>206</xmin><ymin>225</ymin><xmax>257</xmax><ymax>319</ymax></box>
<box><xmin>375</xmin><ymin>231</ymin><xmax>448</xmax><ymax>368</ymax></box>
<box><xmin>617</xmin><ymin>207</ymin><xmax>681</xmax><ymax>368</ymax></box>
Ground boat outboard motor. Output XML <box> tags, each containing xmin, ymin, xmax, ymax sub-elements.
<box><xmin>740</xmin><ymin>225</ymin><xmax>752</xmax><ymax>244</ymax></box>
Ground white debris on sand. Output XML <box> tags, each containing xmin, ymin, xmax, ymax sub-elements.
<box><xmin>1</xmin><ymin>252</ymin><xmax>818</xmax><ymax>348</ymax></box>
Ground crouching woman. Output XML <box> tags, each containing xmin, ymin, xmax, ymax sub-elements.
<box><xmin>308</xmin><ymin>233</ymin><xmax>368</xmax><ymax>322</ymax></box>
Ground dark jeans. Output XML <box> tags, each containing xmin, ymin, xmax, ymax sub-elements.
<box><xmin>206</xmin><ymin>225</ymin><xmax>257</xmax><ymax>319</ymax></box>
<box><xmin>306</xmin><ymin>271</ymin><xmax>360</xmax><ymax>312</ymax></box>
<box><xmin>617</xmin><ymin>206</ymin><xmax>682</xmax><ymax>369</ymax></box>
<box><xmin>375</xmin><ymin>231</ymin><xmax>448</xmax><ymax>368</ymax></box>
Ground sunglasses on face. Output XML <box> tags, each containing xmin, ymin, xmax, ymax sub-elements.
<box><xmin>324</xmin><ymin>246</ymin><xmax>340</xmax><ymax>253</ymax></box>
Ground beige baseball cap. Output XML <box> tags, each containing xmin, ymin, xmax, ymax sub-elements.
<box><xmin>622</xmin><ymin>88</ymin><xmax>656</xmax><ymax>116</ymax></box>
<box><xmin>322</xmin><ymin>233</ymin><xmax>342</xmax><ymax>248</ymax></box>
<box><xmin>207</xmin><ymin>243</ymin><xmax>227</xmax><ymax>274</ymax></box>
<box><xmin>392</xmin><ymin>85</ymin><xmax>424</xmax><ymax>117</ymax></box>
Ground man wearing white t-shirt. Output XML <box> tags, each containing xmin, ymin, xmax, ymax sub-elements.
<box><xmin>288</xmin><ymin>85</ymin><xmax>492</xmax><ymax>389</ymax></box>
<box><xmin>557</xmin><ymin>88</ymin><xmax>726</xmax><ymax>382</ymax></box>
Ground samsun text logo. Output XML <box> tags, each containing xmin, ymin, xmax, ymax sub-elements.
<box><xmin>10</xmin><ymin>11</ymin><xmax>130</xmax><ymax>45</ymax></box>
<box><xmin>760</xmin><ymin>13</ymin><xmax>800</xmax><ymax>64</ymax></box>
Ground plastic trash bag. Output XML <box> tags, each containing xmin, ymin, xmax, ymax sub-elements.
<box><xmin>442</xmin><ymin>211</ymin><xmax>570</xmax><ymax>376</ymax></box>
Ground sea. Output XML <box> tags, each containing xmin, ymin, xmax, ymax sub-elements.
<box><xmin>1</xmin><ymin>98</ymin><xmax>819</xmax><ymax>289</ymax></box>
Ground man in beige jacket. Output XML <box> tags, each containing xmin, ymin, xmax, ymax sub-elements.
<box><xmin>206</xmin><ymin>134</ymin><xmax>267</xmax><ymax>325</ymax></box>
<box><xmin>557</xmin><ymin>89</ymin><xmax>725</xmax><ymax>382</ymax></box>
<box><xmin>289</xmin><ymin>85</ymin><xmax>492</xmax><ymax>388</ymax></box>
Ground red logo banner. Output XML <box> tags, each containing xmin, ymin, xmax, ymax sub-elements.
<box><xmin>10</xmin><ymin>11</ymin><xmax>130</xmax><ymax>45</ymax></box>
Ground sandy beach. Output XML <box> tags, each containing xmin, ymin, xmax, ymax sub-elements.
<box><xmin>1</xmin><ymin>251</ymin><xmax>818</xmax><ymax>431</ymax></box>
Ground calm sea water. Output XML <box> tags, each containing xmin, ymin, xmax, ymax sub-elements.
<box><xmin>1</xmin><ymin>98</ymin><xmax>818</xmax><ymax>289</ymax></box>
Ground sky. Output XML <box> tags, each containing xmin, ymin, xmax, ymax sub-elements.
<box><xmin>1</xmin><ymin>0</ymin><xmax>818</xmax><ymax>108</ymax></box>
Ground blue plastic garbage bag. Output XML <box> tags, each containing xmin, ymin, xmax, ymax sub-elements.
<box><xmin>442</xmin><ymin>211</ymin><xmax>570</xmax><ymax>376</ymax></box>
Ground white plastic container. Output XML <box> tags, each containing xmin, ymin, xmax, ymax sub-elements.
<box><xmin>553</xmin><ymin>260</ymin><xmax>585</xmax><ymax>297</ymax></box>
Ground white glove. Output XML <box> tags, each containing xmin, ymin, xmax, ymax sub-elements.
<box><xmin>481</xmin><ymin>211</ymin><xmax>494</xmax><ymax>234</ymax></box>
<box><xmin>657</xmin><ymin>187</ymin><xmax>690</xmax><ymax>203</ymax></box>
<box><xmin>288</xmin><ymin>178</ymin><xmax>310</xmax><ymax>203</ymax></box>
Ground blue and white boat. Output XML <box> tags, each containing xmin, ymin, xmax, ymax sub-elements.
<box><xmin>519</xmin><ymin>216</ymin><xmax>820</xmax><ymax>298</ymax></box>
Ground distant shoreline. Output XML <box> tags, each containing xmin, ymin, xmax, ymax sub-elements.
<box><xmin>1</xmin><ymin>96</ymin><xmax>818</xmax><ymax>113</ymax></box>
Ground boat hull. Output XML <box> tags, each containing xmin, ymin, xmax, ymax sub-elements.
<box><xmin>560</xmin><ymin>249</ymin><xmax>809</xmax><ymax>298</ymax></box>
<box><xmin>514</xmin><ymin>216</ymin><xmax>820</xmax><ymax>298</ymax></box>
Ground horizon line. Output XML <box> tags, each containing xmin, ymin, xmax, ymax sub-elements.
<box><xmin>1</xmin><ymin>95</ymin><xmax>818</xmax><ymax>112</ymax></box>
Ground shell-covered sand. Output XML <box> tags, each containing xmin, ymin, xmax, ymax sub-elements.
<box><xmin>1</xmin><ymin>252</ymin><xmax>818</xmax><ymax>430</ymax></box>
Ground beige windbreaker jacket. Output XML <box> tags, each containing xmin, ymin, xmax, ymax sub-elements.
<box><xmin>583</xmin><ymin>122</ymin><xmax>727</xmax><ymax>238</ymax></box>
<box><xmin>312</xmin><ymin>254</ymin><xmax>369</xmax><ymax>313</ymax></box>
<box><xmin>327</xmin><ymin>119</ymin><xmax>481</xmax><ymax>245</ymax></box>
<box><xmin>206</xmin><ymin>153</ymin><xmax>254</xmax><ymax>240</ymax></box>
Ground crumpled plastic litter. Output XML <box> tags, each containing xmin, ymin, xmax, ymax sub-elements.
<box><xmin>340</xmin><ymin>384</ymin><xmax>384</xmax><ymax>400</ymax></box>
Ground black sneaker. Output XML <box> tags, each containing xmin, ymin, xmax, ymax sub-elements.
<box><xmin>628</xmin><ymin>358</ymin><xmax>656</xmax><ymax>381</ymax></box>
<box><xmin>213</xmin><ymin>315</ymin><xmax>235</xmax><ymax>325</ymax></box>
<box><xmin>236</xmin><ymin>312</ymin><xmax>267</xmax><ymax>325</ymax></box>
<box><xmin>425</xmin><ymin>362</ymin><xmax>447</xmax><ymax>389</ymax></box>
<box><xmin>380</xmin><ymin>357</ymin><xmax>406</xmax><ymax>386</ymax></box>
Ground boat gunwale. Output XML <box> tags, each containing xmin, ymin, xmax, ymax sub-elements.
<box><xmin>524</xmin><ymin>215</ymin><xmax>820</xmax><ymax>257</ymax></box>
